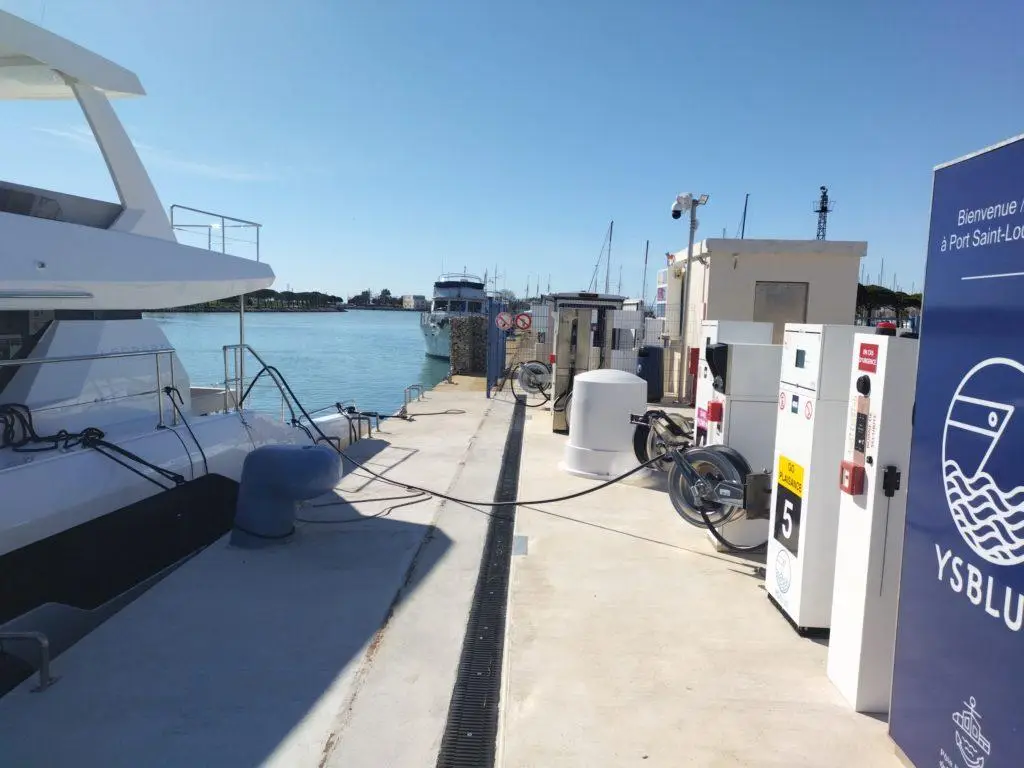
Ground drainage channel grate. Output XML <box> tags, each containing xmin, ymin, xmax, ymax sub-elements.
<box><xmin>436</xmin><ymin>400</ymin><xmax>526</xmax><ymax>768</ymax></box>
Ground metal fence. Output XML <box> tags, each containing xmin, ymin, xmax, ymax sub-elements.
<box><xmin>485</xmin><ymin>298</ymin><xmax>508</xmax><ymax>397</ymax></box>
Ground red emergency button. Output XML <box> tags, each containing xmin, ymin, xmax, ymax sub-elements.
<box><xmin>840</xmin><ymin>460</ymin><xmax>865</xmax><ymax>495</ymax></box>
<box><xmin>707</xmin><ymin>401</ymin><xmax>724</xmax><ymax>423</ymax></box>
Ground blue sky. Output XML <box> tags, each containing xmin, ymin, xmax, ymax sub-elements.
<box><xmin>2</xmin><ymin>0</ymin><xmax>1023</xmax><ymax>300</ymax></box>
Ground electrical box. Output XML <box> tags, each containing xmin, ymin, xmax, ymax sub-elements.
<box><xmin>827</xmin><ymin>334</ymin><xmax>918</xmax><ymax>713</ymax></box>
<box><xmin>765</xmin><ymin>323</ymin><xmax>859</xmax><ymax>632</ymax></box>
<box><xmin>694</xmin><ymin>320</ymin><xmax>773</xmax><ymax>444</ymax></box>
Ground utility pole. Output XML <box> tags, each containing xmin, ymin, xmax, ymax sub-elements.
<box><xmin>672</xmin><ymin>193</ymin><xmax>709</xmax><ymax>403</ymax></box>
<box><xmin>605</xmin><ymin>220</ymin><xmax>614</xmax><ymax>294</ymax></box>
<box><xmin>740</xmin><ymin>193</ymin><xmax>749</xmax><ymax>238</ymax></box>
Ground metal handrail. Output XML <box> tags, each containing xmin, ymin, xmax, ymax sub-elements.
<box><xmin>169</xmin><ymin>204</ymin><xmax>261</xmax><ymax>262</ymax></box>
<box><xmin>221</xmin><ymin>345</ymin><xmax>405</xmax><ymax>442</ymax></box>
<box><xmin>0</xmin><ymin>347</ymin><xmax>178</xmax><ymax>427</ymax></box>
<box><xmin>0</xmin><ymin>631</ymin><xmax>57</xmax><ymax>691</ymax></box>
<box><xmin>0</xmin><ymin>348</ymin><xmax>175</xmax><ymax>368</ymax></box>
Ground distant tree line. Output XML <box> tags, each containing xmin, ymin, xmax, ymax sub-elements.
<box><xmin>161</xmin><ymin>288</ymin><xmax>345</xmax><ymax>312</ymax></box>
<box><xmin>856</xmin><ymin>283</ymin><xmax>922</xmax><ymax>324</ymax></box>
<box><xmin>346</xmin><ymin>288</ymin><xmax>403</xmax><ymax>308</ymax></box>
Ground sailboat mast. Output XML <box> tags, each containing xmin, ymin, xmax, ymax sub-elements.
<box><xmin>641</xmin><ymin>239</ymin><xmax>649</xmax><ymax>308</ymax></box>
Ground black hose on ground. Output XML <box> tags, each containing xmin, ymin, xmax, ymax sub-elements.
<box><xmin>244</xmin><ymin>363</ymin><xmax>665</xmax><ymax>507</ymax></box>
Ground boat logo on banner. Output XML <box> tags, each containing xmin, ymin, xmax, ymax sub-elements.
<box><xmin>948</xmin><ymin>696</ymin><xmax>991</xmax><ymax>768</ymax></box>
<box><xmin>942</xmin><ymin>357</ymin><xmax>1024</xmax><ymax>566</ymax></box>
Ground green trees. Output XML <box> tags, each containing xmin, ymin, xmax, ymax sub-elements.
<box><xmin>856</xmin><ymin>283</ymin><xmax>922</xmax><ymax>325</ymax></box>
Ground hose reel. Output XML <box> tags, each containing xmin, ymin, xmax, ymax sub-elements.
<box><xmin>629</xmin><ymin>410</ymin><xmax>771</xmax><ymax>552</ymax></box>
<box><xmin>511</xmin><ymin>360</ymin><xmax>553</xmax><ymax>406</ymax></box>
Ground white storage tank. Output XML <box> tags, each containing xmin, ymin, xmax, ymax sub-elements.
<box><xmin>561</xmin><ymin>369</ymin><xmax>647</xmax><ymax>479</ymax></box>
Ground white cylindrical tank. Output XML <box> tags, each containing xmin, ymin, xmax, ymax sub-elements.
<box><xmin>561</xmin><ymin>369</ymin><xmax>647</xmax><ymax>479</ymax></box>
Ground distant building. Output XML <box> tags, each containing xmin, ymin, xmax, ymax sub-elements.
<box><xmin>402</xmin><ymin>294</ymin><xmax>428</xmax><ymax>311</ymax></box>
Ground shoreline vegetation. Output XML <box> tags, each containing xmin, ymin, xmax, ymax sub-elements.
<box><xmin>152</xmin><ymin>287</ymin><xmax>421</xmax><ymax>313</ymax></box>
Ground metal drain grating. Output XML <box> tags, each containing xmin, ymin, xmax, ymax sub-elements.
<box><xmin>436</xmin><ymin>400</ymin><xmax>525</xmax><ymax>768</ymax></box>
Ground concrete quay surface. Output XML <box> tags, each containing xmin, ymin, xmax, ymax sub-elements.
<box><xmin>0</xmin><ymin>377</ymin><xmax>901</xmax><ymax>767</ymax></box>
<box><xmin>0</xmin><ymin>378</ymin><xmax>512</xmax><ymax>767</ymax></box>
<box><xmin>499</xmin><ymin>404</ymin><xmax>900</xmax><ymax>768</ymax></box>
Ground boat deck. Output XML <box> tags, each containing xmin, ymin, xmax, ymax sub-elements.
<box><xmin>0</xmin><ymin>380</ymin><xmax>900</xmax><ymax>767</ymax></box>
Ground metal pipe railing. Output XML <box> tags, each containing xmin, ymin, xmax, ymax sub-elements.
<box><xmin>0</xmin><ymin>631</ymin><xmax>57</xmax><ymax>691</ymax></box>
<box><xmin>0</xmin><ymin>347</ymin><xmax>178</xmax><ymax>427</ymax></box>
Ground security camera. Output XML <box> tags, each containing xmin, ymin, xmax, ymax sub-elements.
<box><xmin>671</xmin><ymin>193</ymin><xmax>692</xmax><ymax>219</ymax></box>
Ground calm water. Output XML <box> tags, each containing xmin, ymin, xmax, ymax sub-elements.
<box><xmin>147</xmin><ymin>311</ymin><xmax>450</xmax><ymax>416</ymax></box>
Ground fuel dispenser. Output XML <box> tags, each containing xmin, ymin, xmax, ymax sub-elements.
<box><xmin>699</xmin><ymin>340</ymin><xmax>783</xmax><ymax>550</ymax></box>
<box><xmin>548</xmin><ymin>293</ymin><xmax>629</xmax><ymax>433</ymax></box>
<box><xmin>766</xmin><ymin>323</ymin><xmax>859</xmax><ymax>633</ymax></box>
<box><xmin>552</xmin><ymin>309</ymin><xmax>592</xmax><ymax>432</ymax></box>
<box><xmin>827</xmin><ymin>332</ymin><xmax>918</xmax><ymax>713</ymax></box>
<box><xmin>694</xmin><ymin>320</ymin><xmax>773</xmax><ymax>446</ymax></box>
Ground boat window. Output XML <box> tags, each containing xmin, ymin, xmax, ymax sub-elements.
<box><xmin>468</xmin><ymin>301</ymin><xmax>482</xmax><ymax>313</ymax></box>
<box><xmin>433</xmin><ymin>300</ymin><xmax>449</xmax><ymax>312</ymax></box>
<box><xmin>449</xmin><ymin>301</ymin><xmax>467</xmax><ymax>313</ymax></box>
<box><xmin>1</xmin><ymin>99</ymin><xmax>119</xmax><ymax>223</ymax></box>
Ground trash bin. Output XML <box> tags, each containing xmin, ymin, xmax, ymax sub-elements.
<box><xmin>636</xmin><ymin>345</ymin><xmax>664</xmax><ymax>403</ymax></box>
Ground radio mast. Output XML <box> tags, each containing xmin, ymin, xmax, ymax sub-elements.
<box><xmin>813</xmin><ymin>186</ymin><xmax>833</xmax><ymax>240</ymax></box>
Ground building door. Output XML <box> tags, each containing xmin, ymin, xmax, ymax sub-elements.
<box><xmin>753</xmin><ymin>281</ymin><xmax>809</xmax><ymax>343</ymax></box>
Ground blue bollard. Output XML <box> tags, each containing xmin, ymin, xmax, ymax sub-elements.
<box><xmin>231</xmin><ymin>444</ymin><xmax>342</xmax><ymax>548</ymax></box>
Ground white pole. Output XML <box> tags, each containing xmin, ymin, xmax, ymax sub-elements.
<box><xmin>677</xmin><ymin>204</ymin><xmax>698</xmax><ymax>402</ymax></box>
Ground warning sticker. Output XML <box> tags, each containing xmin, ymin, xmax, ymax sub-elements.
<box><xmin>777</xmin><ymin>454</ymin><xmax>805</xmax><ymax>497</ymax></box>
<box><xmin>858</xmin><ymin>343</ymin><xmax>879</xmax><ymax>373</ymax></box>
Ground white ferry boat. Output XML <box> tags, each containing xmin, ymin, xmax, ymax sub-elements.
<box><xmin>420</xmin><ymin>272</ymin><xmax>488</xmax><ymax>359</ymax></box>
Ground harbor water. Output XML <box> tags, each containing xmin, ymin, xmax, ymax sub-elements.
<box><xmin>149</xmin><ymin>310</ymin><xmax>450</xmax><ymax>416</ymax></box>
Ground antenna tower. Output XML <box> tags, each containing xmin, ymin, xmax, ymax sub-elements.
<box><xmin>813</xmin><ymin>186</ymin><xmax>833</xmax><ymax>240</ymax></box>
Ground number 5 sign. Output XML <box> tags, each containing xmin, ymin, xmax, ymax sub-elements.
<box><xmin>773</xmin><ymin>454</ymin><xmax>804</xmax><ymax>556</ymax></box>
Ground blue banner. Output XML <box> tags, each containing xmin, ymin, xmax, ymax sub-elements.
<box><xmin>890</xmin><ymin>135</ymin><xmax>1024</xmax><ymax>766</ymax></box>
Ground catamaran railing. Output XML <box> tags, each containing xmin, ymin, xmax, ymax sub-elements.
<box><xmin>0</xmin><ymin>347</ymin><xmax>179</xmax><ymax>427</ymax></box>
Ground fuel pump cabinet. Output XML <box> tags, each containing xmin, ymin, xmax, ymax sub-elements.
<box><xmin>827</xmin><ymin>333</ymin><xmax>919</xmax><ymax>713</ymax></box>
<box><xmin>766</xmin><ymin>323</ymin><xmax>859</xmax><ymax>633</ymax></box>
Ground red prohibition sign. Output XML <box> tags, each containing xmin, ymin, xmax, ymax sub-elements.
<box><xmin>514</xmin><ymin>312</ymin><xmax>532</xmax><ymax>330</ymax></box>
<box><xmin>779</xmin><ymin>392</ymin><xmax>786</xmax><ymax>410</ymax></box>
<box><xmin>804</xmin><ymin>400</ymin><xmax>813</xmax><ymax>420</ymax></box>
<box><xmin>496</xmin><ymin>312</ymin><xmax>513</xmax><ymax>330</ymax></box>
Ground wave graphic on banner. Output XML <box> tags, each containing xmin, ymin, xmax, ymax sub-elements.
<box><xmin>944</xmin><ymin>459</ymin><xmax>1024</xmax><ymax>564</ymax></box>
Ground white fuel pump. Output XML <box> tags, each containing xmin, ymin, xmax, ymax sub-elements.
<box><xmin>699</xmin><ymin>341</ymin><xmax>783</xmax><ymax>550</ymax></box>
<box><xmin>765</xmin><ymin>323</ymin><xmax>859</xmax><ymax>633</ymax></box>
<box><xmin>694</xmin><ymin>320</ymin><xmax>773</xmax><ymax>446</ymax></box>
<box><xmin>827</xmin><ymin>331</ymin><xmax>918</xmax><ymax>712</ymax></box>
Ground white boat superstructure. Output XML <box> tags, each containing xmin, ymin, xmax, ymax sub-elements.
<box><xmin>0</xmin><ymin>11</ymin><xmax>272</xmax><ymax>309</ymax></box>
<box><xmin>0</xmin><ymin>11</ymin><xmax>364</xmax><ymax>695</ymax></box>
<box><xmin>420</xmin><ymin>272</ymin><xmax>488</xmax><ymax>359</ymax></box>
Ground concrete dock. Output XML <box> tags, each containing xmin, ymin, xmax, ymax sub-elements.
<box><xmin>500</xmin><ymin>405</ymin><xmax>899</xmax><ymax>768</ymax></box>
<box><xmin>0</xmin><ymin>378</ymin><xmax>901</xmax><ymax>767</ymax></box>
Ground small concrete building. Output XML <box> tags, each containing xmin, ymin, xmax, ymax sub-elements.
<box><xmin>402</xmin><ymin>294</ymin><xmax>428</xmax><ymax>311</ymax></box>
<box><xmin>662</xmin><ymin>238</ymin><xmax>866</xmax><ymax>398</ymax></box>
